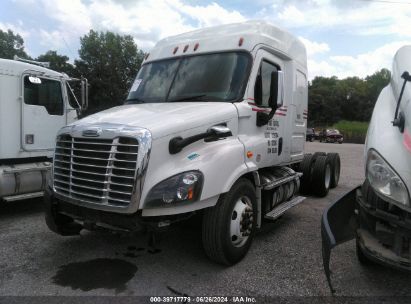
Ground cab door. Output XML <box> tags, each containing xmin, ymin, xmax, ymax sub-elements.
<box><xmin>21</xmin><ymin>74</ymin><xmax>67</xmax><ymax>151</ymax></box>
<box><xmin>251</xmin><ymin>49</ymin><xmax>288</xmax><ymax>168</ymax></box>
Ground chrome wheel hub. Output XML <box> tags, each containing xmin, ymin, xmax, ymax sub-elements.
<box><xmin>230</xmin><ymin>196</ymin><xmax>253</xmax><ymax>247</ymax></box>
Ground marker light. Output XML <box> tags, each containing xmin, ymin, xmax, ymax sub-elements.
<box><xmin>183</xmin><ymin>45</ymin><xmax>189</xmax><ymax>52</ymax></box>
<box><xmin>239</xmin><ymin>37</ymin><xmax>244</xmax><ymax>47</ymax></box>
<box><xmin>194</xmin><ymin>43</ymin><xmax>199</xmax><ymax>51</ymax></box>
<box><xmin>246</xmin><ymin>151</ymin><xmax>253</xmax><ymax>158</ymax></box>
<box><xmin>173</xmin><ymin>46</ymin><xmax>178</xmax><ymax>54</ymax></box>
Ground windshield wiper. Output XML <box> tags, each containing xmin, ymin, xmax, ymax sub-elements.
<box><xmin>125</xmin><ymin>97</ymin><xmax>146</xmax><ymax>104</ymax></box>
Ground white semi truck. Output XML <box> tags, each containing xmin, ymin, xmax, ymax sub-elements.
<box><xmin>0</xmin><ymin>57</ymin><xmax>87</xmax><ymax>202</ymax></box>
<box><xmin>322</xmin><ymin>45</ymin><xmax>411</xmax><ymax>292</ymax></box>
<box><xmin>45</xmin><ymin>21</ymin><xmax>340</xmax><ymax>264</ymax></box>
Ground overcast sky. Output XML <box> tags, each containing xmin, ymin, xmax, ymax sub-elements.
<box><xmin>1</xmin><ymin>0</ymin><xmax>411</xmax><ymax>80</ymax></box>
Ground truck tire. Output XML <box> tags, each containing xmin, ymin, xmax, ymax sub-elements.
<box><xmin>311</xmin><ymin>155</ymin><xmax>331</xmax><ymax>197</ymax></box>
<box><xmin>326</xmin><ymin>153</ymin><xmax>340</xmax><ymax>188</ymax></box>
<box><xmin>299</xmin><ymin>154</ymin><xmax>314</xmax><ymax>194</ymax></box>
<box><xmin>312</xmin><ymin>152</ymin><xmax>326</xmax><ymax>160</ymax></box>
<box><xmin>202</xmin><ymin>178</ymin><xmax>257</xmax><ymax>265</ymax></box>
<box><xmin>44</xmin><ymin>190</ymin><xmax>82</xmax><ymax>236</ymax></box>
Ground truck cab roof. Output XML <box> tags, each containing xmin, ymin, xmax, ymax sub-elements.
<box><xmin>0</xmin><ymin>58</ymin><xmax>67</xmax><ymax>79</ymax></box>
<box><xmin>145</xmin><ymin>20</ymin><xmax>307</xmax><ymax>68</ymax></box>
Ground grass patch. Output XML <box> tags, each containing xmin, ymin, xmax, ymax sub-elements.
<box><xmin>332</xmin><ymin>120</ymin><xmax>369</xmax><ymax>135</ymax></box>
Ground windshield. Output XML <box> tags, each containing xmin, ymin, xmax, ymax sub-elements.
<box><xmin>126</xmin><ymin>52</ymin><xmax>250</xmax><ymax>104</ymax></box>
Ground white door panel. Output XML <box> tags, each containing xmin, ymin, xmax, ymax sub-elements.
<box><xmin>21</xmin><ymin>75</ymin><xmax>67</xmax><ymax>151</ymax></box>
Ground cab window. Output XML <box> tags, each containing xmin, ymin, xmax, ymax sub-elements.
<box><xmin>24</xmin><ymin>76</ymin><xmax>64</xmax><ymax>115</ymax></box>
<box><xmin>254</xmin><ymin>60</ymin><xmax>279</xmax><ymax>107</ymax></box>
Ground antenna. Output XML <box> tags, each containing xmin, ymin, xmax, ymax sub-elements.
<box><xmin>13</xmin><ymin>55</ymin><xmax>50</xmax><ymax>68</ymax></box>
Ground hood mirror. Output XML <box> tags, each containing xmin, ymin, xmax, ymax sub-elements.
<box><xmin>392</xmin><ymin>71</ymin><xmax>410</xmax><ymax>133</ymax></box>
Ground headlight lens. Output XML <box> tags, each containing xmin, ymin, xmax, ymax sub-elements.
<box><xmin>366</xmin><ymin>149</ymin><xmax>409</xmax><ymax>207</ymax></box>
<box><xmin>145</xmin><ymin>171</ymin><xmax>203</xmax><ymax>207</ymax></box>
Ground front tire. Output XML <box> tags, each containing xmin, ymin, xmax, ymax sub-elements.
<box><xmin>202</xmin><ymin>178</ymin><xmax>257</xmax><ymax>265</ymax></box>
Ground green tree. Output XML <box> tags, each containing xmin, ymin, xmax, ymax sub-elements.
<box><xmin>0</xmin><ymin>29</ymin><xmax>30</xmax><ymax>59</ymax></box>
<box><xmin>308</xmin><ymin>76</ymin><xmax>341</xmax><ymax>126</ymax></box>
<box><xmin>36</xmin><ymin>50</ymin><xmax>74</xmax><ymax>75</ymax></box>
<box><xmin>337</xmin><ymin>77</ymin><xmax>368</xmax><ymax>121</ymax></box>
<box><xmin>365</xmin><ymin>68</ymin><xmax>391</xmax><ymax>113</ymax></box>
<box><xmin>307</xmin><ymin>70</ymin><xmax>391</xmax><ymax>127</ymax></box>
<box><xmin>75</xmin><ymin>30</ymin><xmax>145</xmax><ymax>114</ymax></box>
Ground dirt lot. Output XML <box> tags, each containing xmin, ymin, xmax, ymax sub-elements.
<box><xmin>1</xmin><ymin>142</ymin><xmax>410</xmax><ymax>301</ymax></box>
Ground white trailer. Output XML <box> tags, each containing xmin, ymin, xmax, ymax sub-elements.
<box><xmin>45</xmin><ymin>21</ymin><xmax>340</xmax><ymax>264</ymax></box>
<box><xmin>0</xmin><ymin>57</ymin><xmax>87</xmax><ymax>202</ymax></box>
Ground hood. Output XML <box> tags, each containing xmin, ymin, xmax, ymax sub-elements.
<box><xmin>71</xmin><ymin>102</ymin><xmax>238</xmax><ymax>139</ymax></box>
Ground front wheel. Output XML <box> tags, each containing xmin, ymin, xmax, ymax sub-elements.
<box><xmin>202</xmin><ymin>178</ymin><xmax>257</xmax><ymax>265</ymax></box>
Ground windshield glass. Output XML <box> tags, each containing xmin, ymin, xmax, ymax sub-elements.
<box><xmin>126</xmin><ymin>52</ymin><xmax>250</xmax><ymax>104</ymax></box>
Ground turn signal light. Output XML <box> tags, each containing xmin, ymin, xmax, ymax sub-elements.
<box><xmin>246</xmin><ymin>151</ymin><xmax>253</xmax><ymax>158</ymax></box>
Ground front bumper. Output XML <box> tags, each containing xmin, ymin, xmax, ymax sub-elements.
<box><xmin>321</xmin><ymin>185</ymin><xmax>411</xmax><ymax>292</ymax></box>
<box><xmin>45</xmin><ymin>188</ymin><xmax>193</xmax><ymax>233</ymax></box>
<box><xmin>356</xmin><ymin>188</ymin><xmax>411</xmax><ymax>270</ymax></box>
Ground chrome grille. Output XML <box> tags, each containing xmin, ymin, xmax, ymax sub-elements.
<box><xmin>53</xmin><ymin>134</ymin><xmax>139</xmax><ymax>207</ymax></box>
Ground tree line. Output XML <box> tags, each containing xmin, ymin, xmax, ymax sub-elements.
<box><xmin>308</xmin><ymin>69</ymin><xmax>391</xmax><ymax>127</ymax></box>
<box><xmin>1</xmin><ymin>29</ymin><xmax>391</xmax><ymax>123</ymax></box>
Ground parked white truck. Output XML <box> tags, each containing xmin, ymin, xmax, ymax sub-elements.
<box><xmin>0</xmin><ymin>57</ymin><xmax>87</xmax><ymax>202</ymax></box>
<box><xmin>322</xmin><ymin>45</ymin><xmax>411</xmax><ymax>292</ymax></box>
<box><xmin>45</xmin><ymin>21</ymin><xmax>340</xmax><ymax>264</ymax></box>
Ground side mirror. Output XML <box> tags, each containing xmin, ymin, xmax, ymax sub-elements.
<box><xmin>81</xmin><ymin>77</ymin><xmax>89</xmax><ymax>111</ymax></box>
<box><xmin>269</xmin><ymin>70</ymin><xmax>284</xmax><ymax>111</ymax></box>
<box><xmin>257</xmin><ymin>70</ymin><xmax>284</xmax><ymax>127</ymax></box>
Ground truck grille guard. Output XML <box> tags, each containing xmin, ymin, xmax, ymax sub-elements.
<box><xmin>52</xmin><ymin>125</ymin><xmax>151</xmax><ymax>213</ymax></box>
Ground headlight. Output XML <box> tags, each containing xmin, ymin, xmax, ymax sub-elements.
<box><xmin>366</xmin><ymin>149</ymin><xmax>409</xmax><ymax>207</ymax></box>
<box><xmin>145</xmin><ymin>171</ymin><xmax>203</xmax><ymax>208</ymax></box>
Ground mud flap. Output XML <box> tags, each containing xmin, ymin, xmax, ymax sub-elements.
<box><xmin>321</xmin><ymin>186</ymin><xmax>360</xmax><ymax>293</ymax></box>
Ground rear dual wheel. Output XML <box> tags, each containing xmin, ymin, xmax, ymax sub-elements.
<box><xmin>326</xmin><ymin>153</ymin><xmax>340</xmax><ymax>188</ymax></box>
<box><xmin>311</xmin><ymin>155</ymin><xmax>332</xmax><ymax>197</ymax></box>
<box><xmin>298</xmin><ymin>152</ymin><xmax>340</xmax><ymax>197</ymax></box>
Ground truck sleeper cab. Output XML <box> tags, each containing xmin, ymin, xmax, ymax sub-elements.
<box><xmin>0</xmin><ymin>57</ymin><xmax>87</xmax><ymax>202</ymax></box>
<box><xmin>322</xmin><ymin>45</ymin><xmax>411</xmax><ymax>293</ymax></box>
<box><xmin>46</xmin><ymin>21</ymin><xmax>337</xmax><ymax>265</ymax></box>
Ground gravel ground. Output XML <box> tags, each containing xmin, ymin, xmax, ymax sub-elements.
<box><xmin>1</xmin><ymin>142</ymin><xmax>410</xmax><ymax>302</ymax></box>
